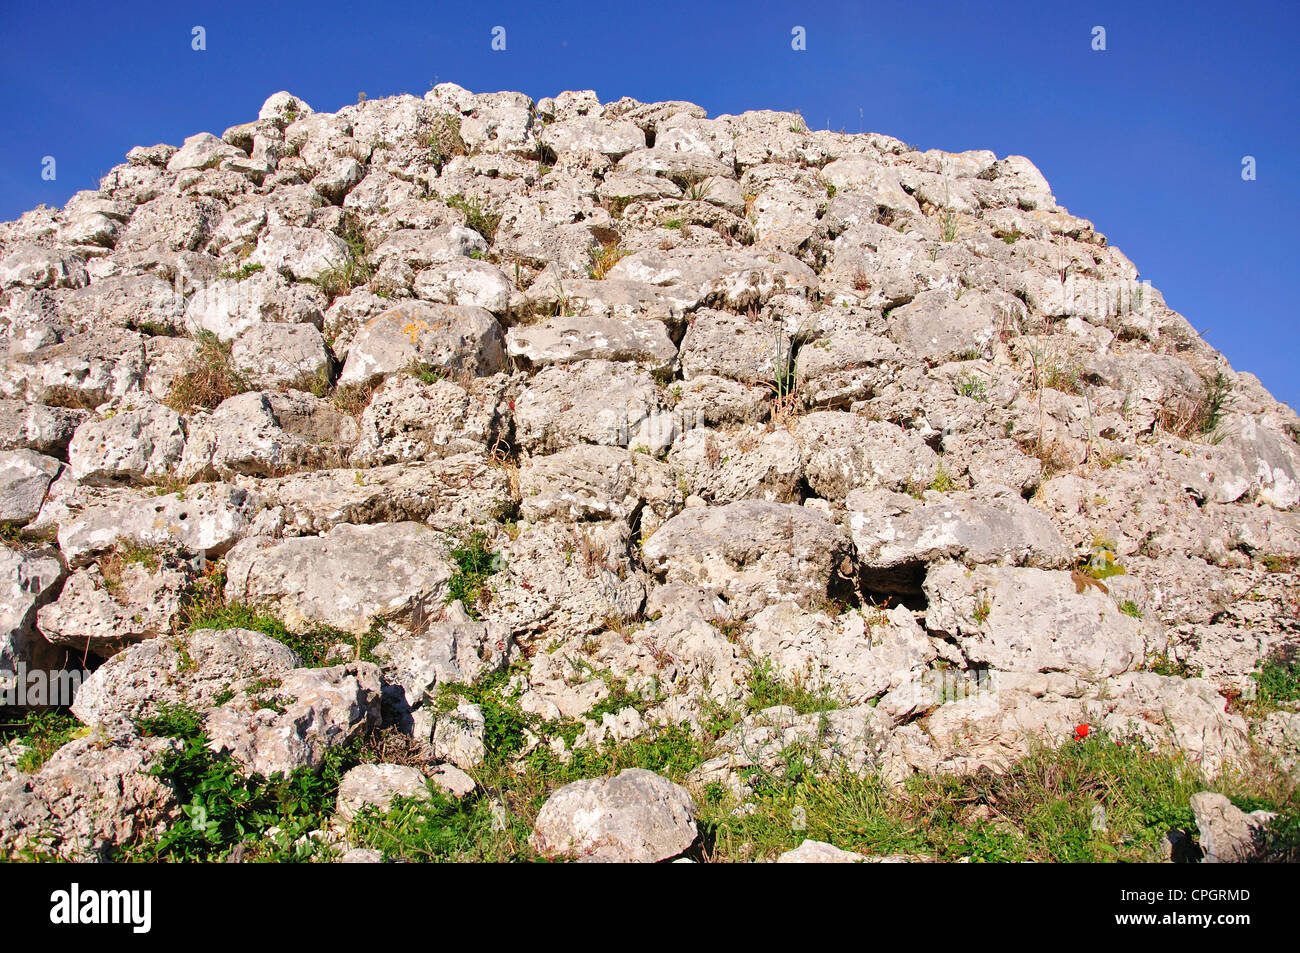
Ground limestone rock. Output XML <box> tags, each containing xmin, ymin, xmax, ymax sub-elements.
<box><xmin>339</xmin><ymin>301</ymin><xmax>505</xmax><ymax>385</ymax></box>
<box><xmin>1190</xmin><ymin>792</ymin><xmax>1273</xmax><ymax>863</ymax></box>
<box><xmin>37</xmin><ymin>558</ymin><xmax>188</xmax><ymax>656</ymax></box>
<box><xmin>0</xmin><ymin>546</ymin><xmax>64</xmax><ymax>673</ymax></box>
<box><xmin>0</xmin><ymin>450</ymin><xmax>62</xmax><ymax>524</ymax></box>
<box><xmin>794</xmin><ymin>412</ymin><xmax>939</xmax><ymax>499</ymax></box>
<box><xmin>249</xmin><ymin>225</ymin><xmax>352</xmax><ymax>281</ymax></box>
<box><xmin>0</xmin><ymin>729</ymin><xmax>177</xmax><ymax>861</ymax></box>
<box><xmin>529</xmin><ymin>768</ymin><xmax>697</xmax><ymax>862</ymax></box>
<box><xmin>506</xmin><ymin>315</ymin><xmax>676</xmax><ymax>372</ymax></box>
<box><xmin>57</xmin><ymin>482</ymin><xmax>258</xmax><ymax>566</ymax></box>
<box><xmin>607</xmin><ymin>248</ymin><xmax>817</xmax><ymax>310</ymax></box>
<box><xmin>229</xmin><ymin>323</ymin><xmax>331</xmax><ymax>392</ymax></box>
<box><xmin>67</xmin><ymin>401</ymin><xmax>186</xmax><ymax>484</ymax></box>
<box><xmin>429</xmin><ymin>702</ymin><xmax>486</xmax><ymax>769</ymax></box>
<box><xmin>924</xmin><ymin>563</ymin><xmax>1148</xmax><ymax>678</ymax></box>
<box><xmin>336</xmin><ymin>764</ymin><xmax>431</xmax><ymax>821</ymax></box>
<box><xmin>519</xmin><ymin>444</ymin><xmax>680</xmax><ymax>531</ymax></box>
<box><xmin>641</xmin><ymin>500</ymin><xmax>851</xmax><ymax>615</ymax></box>
<box><xmin>223</xmin><ymin>521</ymin><xmax>455</xmax><ymax>634</ymax></box>
<box><xmin>846</xmin><ymin>485</ymin><xmax>1070</xmax><ymax>570</ymax></box>
<box><xmin>514</xmin><ymin>360</ymin><xmax>670</xmax><ymax>454</ymax></box>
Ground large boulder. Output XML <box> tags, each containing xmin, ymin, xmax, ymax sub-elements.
<box><xmin>251</xmin><ymin>456</ymin><xmax>511</xmax><ymax>535</ymax></box>
<box><xmin>793</xmin><ymin>412</ymin><xmax>939</xmax><ymax>499</ymax></box>
<box><xmin>0</xmin><ymin>450</ymin><xmax>62</xmax><ymax>525</ymax></box>
<box><xmin>607</xmin><ymin>247</ymin><xmax>817</xmax><ymax>310</ymax></box>
<box><xmin>539</xmin><ymin>118</ymin><xmax>646</xmax><ymax>158</ymax></box>
<box><xmin>506</xmin><ymin>315</ymin><xmax>676</xmax><ymax>373</ymax></box>
<box><xmin>514</xmin><ymin>360</ymin><xmax>671</xmax><ymax>454</ymax></box>
<box><xmin>923</xmin><ymin>564</ymin><xmax>1151</xmax><ymax>679</ymax></box>
<box><xmin>641</xmin><ymin>500</ymin><xmax>851</xmax><ymax>615</ymax></box>
<box><xmin>37</xmin><ymin>559</ymin><xmax>188</xmax><ymax>656</ymax></box>
<box><xmin>57</xmin><ymin>482</ymin><xmax>258</xmax><ymax>566</ymax></box>
<box><xmin>518</xmin><ymin>444</ymin><xmax>681</xmax><ymax>533</ymax></box>
<box><xmin>338</xmin><ymin>302</ymin><xmax>505</xmax><ymax>385</ymax></box>
<box><xmin>249</xmin><ymin>226</ymin><xmax>352</xmax><ymax>281</ymax></box>
<box><xmin>66</xmin><ymin>401</ymin><xmax>186</xmax><ymax>484</ymax></box>
<box><xmin>223</xmin><ymin>521</ymin><xmax>455</xmax><ymax>634</ymax></box>
<box><xmin>846</xmin><ymin>486</ymin><xmax>1070</xmax><ymax>569</ymax></box>
<box><xmin>71</xmin><ymin>626</ymin><xmax>383</xmax><ymax>778</ymax></box>
<box><xmin>529</xmin><ymin>768</ymin><xmax>697</xmax><ymax>862</ymax></box>
<box><xmin>0</xmin><ymin>546</ymin><xmax>64</xmax><ymax>673</ymax></box>
<box><xmin>1190</xmin><ymin>792</ymin><xmax>1274</xmax><ymax>863</ymax></box>
<box><xmin>0</xmin><ymin>729</ymin><xmax>177</xmax><ymax>861</ymax></box>
<box><xmin>335</xmin><ymin>764</ymin><xmax>431</xmax><ymax>821</ymax></box>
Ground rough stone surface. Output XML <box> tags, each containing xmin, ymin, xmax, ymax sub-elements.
<box><xmin>336</xmin><ymin>764</ymin><xmax>431</xmax><ymax>821</ymax></box>
<box><xmin>0</xmin><ymin>82</ymin><xmax>1296</xmax><ymax>860</ymax></box>
<box><xmin>1190</xmin><ymin>792</ymin><xmax>1273</xmax><ymax>863</ymax></box>
<box><xmin>339</xmin><ymin>301</ymin><xmax>505</xmax><ymax>384</ymax></box>
<box><xmin>0</xmin><ymin>450</ymin><xmax>62</xmax><ymax>524</ymax></box>
<box><xmin>223</xmin><ymin>521</ymin><xmax>455</xmax><ymax>634</ymax></box>
<box><xmin>529</xmin><ymin>769</ymin><xmax>697</xmax><ymax>862</ymax></box>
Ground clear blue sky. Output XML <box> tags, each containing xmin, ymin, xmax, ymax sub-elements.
<box><xmin>2</xmin><ymin>1</ymin><xmax>1295</xmax><ymax>408</ymax></box>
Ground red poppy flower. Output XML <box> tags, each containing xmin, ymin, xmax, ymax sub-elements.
<box><xmin>1074</xmin><ymin>724</ymin><xmax>1090</xmax><ymax>741</ymax></box>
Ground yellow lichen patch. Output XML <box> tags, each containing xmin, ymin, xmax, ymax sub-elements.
<box><xmin>401</xmin><ymin>320</ymin><xmax>430</xmax><ymax>345</ymax></box>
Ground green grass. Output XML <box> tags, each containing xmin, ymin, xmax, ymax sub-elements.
<box><xmin>1197</xmin><ymin>371</ymin><xmax>1232</xmax><ymax>437</ymax></box>
<box><xmin>348</xmin><ymin>722</ymin><xmax>711</xmax><ymax>862</ymax></box>
<box><xmin>1248</xmin><ymin>647</ymin><xmax>1300</xmax><ymax>713</ymax></box>
<box><xmin>0</xmin><ymin>710</ymin><xmax>84</xmax><ymax>773</ymax></box>
<box><xmin>1261</xmin><ymin>554</ymin><xmax>1297</xmax><ymax>573</ymax></box>
<box><xmin>311</xmin><ymin>258</ymin><xmax>374</xmax><ymax>303</ymax></box>
<box><xmin>940</xmin><ymin>209</ymin><xmax>958</xmax><ymax>242</ymax></box>
<box><xmin>182</xmin><ymin>563</ymin><xmax>377</xmax><ymax>666</ymax></box>
<box><xmin>744</xmin><ymin>658</ymin><xmax>838</xmax><ymax>716</ymax></box>
<box><xmin>444</xmin><ymin>194</ymin><xmax>501</xmax><ymax>241</ymax></box>
<box><xmin>80</xmin><ymin>663</ymin><xmax>1300</xmax><ymax>864</ymax></box>
<box><xmin>956</xmin><ymin>371</ymin><xmax>987</xmax><ymax>402</ymax></box>
<box><xmin>697</xmin><ymin>734</ymin><xmax>1299</xmax><ymax>863</ymax></box>
<box><xmin>403</xmin><ymin>361</ymin><xmax>443</xmax><ymax>385</ymax></box>
<box><xmin>345</xmin><ymin>716</ymin><xmax>1300</xmax><ymax>863</ymax></box>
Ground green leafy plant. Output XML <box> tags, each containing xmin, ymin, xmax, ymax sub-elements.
<box><xmin>130</xmin><ymin>704</ymin><xmax>355</xmax><ymax>861</ymax></box>
<box><xmin>1078</xmin><ymin>536</ymin><xmax>1126</xmax><ymax>581</ymax></box>
<box><xmin>1250</xmin><ymin>647</ymin><xmax>1300</xmax><ymax>712</ymax></box>
<box><xmin>2</xmin><ymin>711</ymin><xmax>83</xmax><ymax>773</ymax></box>
<box><xmin>312</xmin><ymin>258</ymin><xmax>374</xmax><ymax>303</ymax></box>
<box><xmin>956</xmin><ymin>371</ymin><xmax>988</xmax><ymax>402</ymax></box>
<box><xmin>446</xmin><ymin>530</ymin><xmax>505</xmax><ymax>618</ymax></box>
<box><xmin>218</xmin><ymin>262</ymin><xmax>265</xmax><ymax>281</ymax></box>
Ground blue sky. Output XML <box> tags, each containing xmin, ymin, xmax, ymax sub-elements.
<box><xmin>2</xmin><ymin>0</ymin><xmax>1295</xmax><ymax>408</ymax></box>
